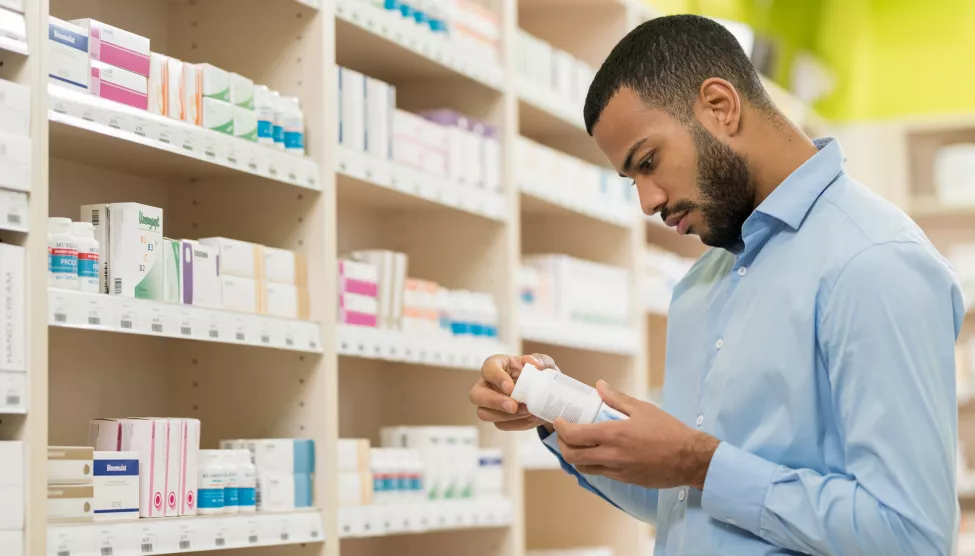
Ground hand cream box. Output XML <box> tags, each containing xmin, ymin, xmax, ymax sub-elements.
<box><xmin>47</xmin><ymin>446</ymin><xmax>94</xmax><ymax>484</ymax></box>
<box><xmin>220</xmin><ymin>275</ymin><xmax>261</xmax><ymax>314</ymax></box>
<box><xmin>48</xmin><ymin>17</ymin><xmax>90</xmax><ymax>93</ymax></box>
<box><xmin>230</xmin><ymin>72</ymin><xmax>254</xmax><ymax>109</ymax></box>
<box><xmin>166</xmin><ymin>56</ymin><xmax>185</xmax><ymax>121</ymax></box>
<box><xmin>81</xmin><ymin>203</ymin><xmax>163</xmax><ymax>300</ymax></box>
<box><xmin>47</xmin><ymin>484</ymin><xmax>94</xmax><ymax>523</ymax></box>
<box><xmin>203</xmin><ymin>97</ymin><xmax>234</xmax><ymax>135</ymax></box>
<box><xmin>0</xmin><ymin>243</ymin><xmax>25</xmax><ymax>372</ymax></box>
<box><xmin>90</xmin><ymin>59</ymin><xmax>148</xmax><ymax>111</ymax></box>
<box><xmin>71</xmin><ymin>18</ymin><xmax>150</xmax><ymax>76</ymax></box>
<box><xmin>93</xmin><ymin>451</ymin><xmax>139</xmax><ymax>521</ymax></box>
<box><xmin>199</xmin><ymin>237</ymin><xmax>263</xmax><ymax>279</ymax></box>
<box><xmin>180</xmin><ymin>240</ymin><xmax>221</xmax><ymax>308</ymax></box>
<box><xmin>148</xmin><ymin>52</ymin><xmax>167</xmax><ymax>116</ymax></box>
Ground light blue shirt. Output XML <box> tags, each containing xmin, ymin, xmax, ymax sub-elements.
<box><xmin>542</xmin><ymin>138</ymin><xmax>965</xmax><ymax>555</ymax></box>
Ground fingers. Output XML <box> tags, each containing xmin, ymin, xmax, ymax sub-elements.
<box><xmin>521</xmin><ymin>353</ymin><xmax>558</xmax><ymax>371</ymax></box>
<box><xmin>477</xmin><ymin>404</ymin><xmax>532</xmax><ymax>423</ymax></box>
<box><xmin>495</xmin><ymin>415</ymin><xmax>544</xmax><ymax>431</ymax></box>
<box><xmin>596</xmin><ymin>380</ymin><xmax>638</xmax><ymax>416</ymax></box>
<box><xmin>470</xmin><ymin>379</ymin><xmax>519</xmax><ymax>414</ymax></box>
<box><xmin>558</xmin><ymin>435</ymin><xmax>613</xmax><ymax>467</ymax></box>
<box><xmin>480</xmin><ymin>354</ymin><xmax>519</xmax><ymax>395</ymax></box>
<box><xmin>553</xmin><ymin>418</ymin><xmax>618</xmax><ymax>447</ymax></box>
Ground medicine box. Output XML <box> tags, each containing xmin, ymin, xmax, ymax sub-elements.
<box><xmin>339</xmin><ymin>259</ymin><xmax>379</xmax><ymax>297</ymax></box>
<box><xmin>0</xmin><ymin>441</ymin><xmax>24</xmax><ymax>530</ymax></box>
<box><xmin>48</xmin><ymin>484</ymin><xmax>94</xmax><ymax>523</ymax></box>
<box><xmin>89</xmin><ymin>418</ymin><xmax>168</xmax><ymax>518</ymax></box>
<box><xmin>182</xmin><ymin>63</ymin><xmax>203</xmax><ymax>125</ymax></box>
<box><xmin>265</xmin><ymin>282</ymin><xmax>309</xmax><ymax>320</ymax></box>
<box><xmin>230</xmin><ymin>438</ymin><xmax>315</xmax><ymax>474</ymax></box>
<box><xmin>198</xmin><ymin>63</ymin><xmax>230</xmax><ymax>101</ymax></box>
<box><xmin>338</xmin><ymin>66</ymin><xmax>365</xmax><ymax>151</ymax></box>
<box><xmin>234</xmin><ymin>106</ymin><xmax>257</xmax><ymax>142</ymax></box>
<box><xmin>179</xmin><ymin>418</ymin><xmax>200</xmax><ymax>515</ymax></box>
<box><xmin>264</xmin><ymin>247</ymin><xmax>307</xmax><ymax>286</ymax></box>
<box><xmin>0</xmin><ymin>531</ymin><xmax>22</xmax><ymax>556</ymax></box>
<box><xmin>254</xmin><ymin>85</ymin><xmax>275</xmax><ymax>145</ymax></box>
<box><xmin>338</xmin><ymin>471</ymin><xmax>373</xmax><ymax>506</ymax></box>
<box><xmin>180</xmin><ymin>240</ymin><xmax>221</xmax><ymax>308</ymax></box>
<box><xmin>337</xmin><ymin>438</ymin><xmax>371</xmax><ymax>472</ymax></box>
<box><xmin>0</xmin><ymin>7</ymin><xmax>26</xmax><ymax>55</ymax></box>
<box><xmin>166</xmin><ymin>57</ymin><xmax>185</xmax><ymax>121</ymax></box>
<box><xmin>161</xmin><ymin>238</ymin><xmax>181</xmax><ymax>304</ymax></box>
<box><xmin>0</xmin><ymin>0</ymin><xmax>23</xmax><ymax>12</ymax></box>
<box><xmin>220</xmin><ymin>275</ymin><xmax>261</xmax><ymax>314</ymax></box>
<box><xmin>48</xmin><ymin>17</ymin><xmax>90</xmax><ymax>93</ymax></box>
<box><xmin>257</xmin><ymin>472</ymin><xmax>313</xmax><ymax>511</ymax></box>
<box><xmin>93</xmin><ymin>451</ymin><xmax>140</xmax><ymax>521</ymax></box>
<box><xmin>0</xmin><ymin>371</ymin><xmax>25</xmax><ymax>412</ymax></box>
<box><xmin>0</xmin><ymin>77</ymin><xmax>31</xmax><ymax>136</ymax></box>
<box><xmin>0</xmin><ymin>129</ymin><xmax>30</xmax><ymax>192</ymax></box>
<box><xmin>230</xmin><ymin>72</ymin><xmax>254</xmax><ymax>109</ymax></box>
<box><xmin>148</xmin><ymin>52</ymin><xmax>167</xmax><ymax>116</ymax></box>
<box><xmin>339</xmin><ymin>292</ymin><xmax>378</xmax><ymax>327</ymax></box>
<box><xmin>0</xmin><ymin>243</ymin><xmax>25</xmax><ymax>372</ymax></box>
<box><xmin>90</xmin><ymin>59</ymin><xmax>149</xmax><ymax>111</ymax></box>
<box><xmin>199</xmin><ymin>237</ymin><xmax>263</xmax><ymax>279</ymax></box>
<box><xmin>71</xmin><ymin>18</ymin><xmax>150</xmax><ymax>76</ymax></box>
<box><xmin>364</xmin><ymin>77</ymin><xmax>395</xmax><ymax>160</ymax></box>
<box><xmin>47</xmin><ymin>446</ymin><xmax>94</xmax><ymax>484</ymax></box>
<box><xmin>82</xmin><ymin>203</ymin><xmax>164</xmax><ymax>300</ymax></box>
<box><xmin>203</xmin><ymin>97</ymin><xmax>234</xmax><ymax>135</ymax></box>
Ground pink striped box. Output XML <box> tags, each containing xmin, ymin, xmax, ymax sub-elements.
<box><xmin>71</xmin><ymin>18</ymin><xmax>150</xmax><ymax>76</ymax></box>
<box><xmin>339</xmin><ymin>292</ymin><xmax>378</xmax><ymax>328</ymax></box>
<box><xmin>339</xmin><ymin>259</ymin><xmax>379</xmax><ymax>297</ymax></box>
<box><xmin>90</xmin><ymin>60</ymin><xmax>148</xmax><ymax>110</ymax></box>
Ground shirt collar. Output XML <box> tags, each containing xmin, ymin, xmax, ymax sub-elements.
<box><xmin>752</xmin><ymin>137</ymin><xmax>845</xmax><ymax>231</ymax></box>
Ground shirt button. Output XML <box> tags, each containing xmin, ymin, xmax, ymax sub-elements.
<box><xmin>678</xmin><ymin>489</ymin><xmax>686</xmax><ymax>502</ymax></box>
<box><xmin>738</xmin><ymin>266</ymin><xmax>747</xmax><ymax>276</ymax></box>
<box><xmin>715</xmin><ymin>339</ymin><xmax>724</xmax><ymax>349</ymax></box>
<box><xmin>696</xmin><ymin>415</ymin><xmax>704</xmax><ymax>426</ymax></box>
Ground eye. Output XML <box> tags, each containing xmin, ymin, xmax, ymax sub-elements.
<box><xmin>638</xmin><ymin>153</ymin><xmax>655</xmax><ymax>173</ymax></box>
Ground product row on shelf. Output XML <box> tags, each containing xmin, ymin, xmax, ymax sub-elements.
<box><xmin>520</xmin><ymin>254</ymin><xmax>630</xmax><ymax>328</ymax></box>
<box><xmin>0</xmin><ymin>0</ymin><xmax>26</xmax><ymax>55</ymax></box>
<box><xmin>48</xmin><ymin>16</ymin><xmax>305</xmax><ymax>155</ymax></box>
<box><xmin>336</xmin><ymin>430</ymin><xmax>511</xmax><ymax>537</ymax></box>
<box><xmin>337</xmin><ymin>66</ymin><xmax>502</xmax><ymax>194</ymax></box>
<box><xmin>0</xmin><ymin>77</ymin><xmax>31</xmax><ymax>204</ymax></box>
<box><xmin>49</xmin><ymin>203</ymin><xmax>310</xmax><ymax>321</ymax></box>
<box><xmin>516</xmin><ymin>28</ymin><xmax>595</xmax><ymax>126</ymax></box>
<box><xmin>641</xmin><ymin>245</ymin><xmax>696</xmax><ymax>315</ymax></box>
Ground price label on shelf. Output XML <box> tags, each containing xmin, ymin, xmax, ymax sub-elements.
<box><xmin>306</xmin><ymin>512</ymin><xmax>324</xmax><ymax>541</ymax></box>
<box><xmin>180</xmin><ymin>132</ymin><xmax>200</xmax><ymax>158</ymax></box>
<box><xmin>94</xmin><ymin>523</ymin><xmax>136</xmax><ymax>556</ymax></box>
<box><xmin>201</xmin><ymin>135</ymin><xmax>219</xmax><ymax>162</ymax></box>
<box><xmin>148</xmin><ymin>304</ymin><xmax>169</xmax><ymax>336</ymax></box>
<box><xmin>83</xmin><ymin>295</ymin><xmax>115</xmax><ymax>328</ymax></box>
<box><xmin>177</xmin><ymin>308</ymin><xmax>202</xmax><ymax>339</ymax></box>
<box><xmin>156</xmin><ymin>121</ymin><xmax>180</xmax><ymax>149</ymax></box>
<box><xmin>257</xmin><ymin>319</ymin><xmax>273</xmax><ymax>346</ymax></box>
<box><xmin>174</xmin><ymin>520</ymin><xmax>202</xmax><ymax>552</ymax></box>
<box><xmin>210</xmin><ymin>519</ymin><xmax>233</xmax><ymax>549</ymax></box>
<box><xmin>135</xmin><ymin>523</ymin><xmax>162</xmax><ymax>555</ymax></box>
<box><xmin>116</xmin><ymin>300</ymin><xmax>144</xmax><ymax>333</ymax></box>
<box><xmin>49</xmin><ymin>290</ymin><xmax>79</xmax><ymax>326</ymax></box>
<box><xmin>206</xmin><ymin>311</ymin><xmax>224</xmax><ymax>342</ymax></box>
<box><xmin>48</xmin><ymin>526</ymin><xmax>96</xmax><ymax>556</ymax></box>
<box><xmin>243</xmin><ymin>517</ymin><xmax>262</xmax><ymax>546</ymax></box>
<box><xmin>231</xmin><ymin>315</ymin><xmax>253</xmax><ymax>344</ymax></box>
<box><xmin>131</xmin><ymin>115</ymin><xmax>158</xmax><ymax>141</ymax></box>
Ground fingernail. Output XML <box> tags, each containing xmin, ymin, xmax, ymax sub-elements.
<box><xmin>503</xmin><ymin>380</ymin><xmax>514</xmax><ymax>394</ymax></box>
<box><xmin>503</xmin><ymin>400</ymin><xmax>517</xmax><ymax>414</ymax></box>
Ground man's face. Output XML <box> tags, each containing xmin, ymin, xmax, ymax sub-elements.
<box><xmin>592</xmin><ymin>87</ymin><xmax>754</xmax><ymax>249</ymax></box>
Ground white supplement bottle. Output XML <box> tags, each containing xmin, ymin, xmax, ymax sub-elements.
<box><xmin>198</xmin><ymin>450</ymin><xmax>227</xmax><ymax>515</ymax></box>
<box><xmin>281</xmin><ymin>96</ymin><xmax>305</xmax><ymax>155</ymax></box>
<box><xmin>511</xmin><ymin>364</ymin><xmax>627</xmax><ymax>424</ymax></box>
<box><xmin>234</xmin><ymin>450</ymin><xmax>257</xmax><ymax>513</ymax></box>
<box><xmin>221</xmin><ymin>450</ymin><xmax>240</xmax><ymax>514</ymax></box>
<box><xmin>71</xmin><ymin>222</ymin><xmax>100</xmax><ymax>294</ymax></box>
<box><xmin>48</xmin><ymin>217</ymin><xmax>78</xmax><ymax>290</ymax></box>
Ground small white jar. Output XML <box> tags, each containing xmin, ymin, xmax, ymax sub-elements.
<box><xmin>198</xmin><ymin>450</ymin><xmax>227</xmax><ymax>515</ymax></box>
<box><xmin>48</xmin><ymin>217</ymin><xmax>78</xmax><ymax>290</ymax></box>
<box><xmin>71</xmin><ymin>222</ymin><xmax>100</xmax><ymax>293</ymax></box>
<box><xmin>510</xmin><ymin>364</ymin><xmax>626</xmax><ymax>424</ymax></box>
<box><xmin>233</xmin><ymin>450</ymin><xmax>257</xmax><ymax>513</ymax></box>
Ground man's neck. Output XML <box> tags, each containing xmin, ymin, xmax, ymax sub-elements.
<box><xmin>746</xmin><ymin>116</ymin><xmax>820</xmax><ymax>209</ymax></box>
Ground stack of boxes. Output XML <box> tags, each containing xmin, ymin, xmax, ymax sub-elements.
<box><xmin>0</xmin><ymin>442</ymin><xmax>24</xmax><ymax>555</ymax></box>
<box><xmin>516</xmin><ymin>29</ymin><xmax>596</xmax><ymax>114</ymax></box>
<box><xmin>47</xmin><ymin>16</ymin><xmax>305</xmax><ymax>155</ymax></box>
<box><xmin>338</xmin><ymin>258</ymin><xmax>380</xmax><ymax>328</ymax></box>
<box><xmin>348</xmin><ymin>250</ymin><xmax>406</xmax><ymax>330</ymax></box>
<box><xmin>89</xmin><ymin>418</ymin><xmax>201</xmax><ymax>518</ymax></box>
<box><xmin>520</xmin><ymin>255</ymin><xmax>631</xmax><ymax>327</ymax></box>
<box><xmin>220</xmin><ymin>439</ymin><xmax>315</xmax><ymax>511</ymax></box>
<box><xmin>381</xmin><ymin>426</ymin><xmax>480</xmax><ymax>502</ymax></box>
<box><xmin>641</xmin><ymin>246</ymin><xmax>695</xmax><ymax>315</ymax></box>
<box><xmin>46</xmin><ymin>446</ymin><xmax>95</xmax><ymax>523</ymax></box>
<box><xmin>337</xmin><ymin>438</ymin><xmax>374</xmax><ymax>507</ymax></box>
<box><xmin>337</xmin><ymin>66</ymin><xmax>502</xmax><ymax>195</ymax></box>
<box><xmin>0</xmin><ymin>0</ymin><xmax>26</xmax><ymax>55</ymax></box>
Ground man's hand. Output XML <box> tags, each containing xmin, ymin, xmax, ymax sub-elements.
<box><xmin>555</xmin><ymin>380</ymin><xmax>720</xmax><ymax>490</ymax></box>
<box><xmin>470</xmin><ymin>353</ymin><xmax>557</xmax><ymax>432</ymax></box>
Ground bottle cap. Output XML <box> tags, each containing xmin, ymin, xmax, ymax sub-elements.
<box><xmin>510</xmin><ymin>363</ymin><xmax>540</xmax><ymax>404</ymax></box>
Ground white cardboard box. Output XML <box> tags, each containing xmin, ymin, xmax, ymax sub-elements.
<box><xmin>199</xmin><ymin>237</ymin><xmax>262</xmax><ymax>280</ymax></box>
<box><xmin>0</xmin><ymin>188</ymin><xmax>28</xmax><ymax>231</ymax></box>
<box><xmin>93</xmin><ymin>450</ymin><xmax>140</xmax><ymax>521</ymax></box>
<box><xmin>220</xmin><ymin>275</ymin><xmax>261</xmax><ymax>314</ymax></box>
<box><xmin>180</xmin><ymin>240</ymin><xmax>221</xmax><ymax>308</ymax></box>
<box><xmin>0</xmin><ymin>530</ymin><xmax>22</xmax><ymax>556</ymax></box>
<box><xmin>179</xmin><ymin>418</ymin><xmax>200</xmax><ymax>515</ymax></box>
<box><xmin>0</xmin><ymin>441</ymin><xmax>24</xmax><ymax>529</ymax></box>
<box><xmin>0</xmin><ymin>77</ymin><xmax>30</xmax><ymax>136</ymax></box>
<box><xmin>0</xmin><ymin>243</ymin><xmax>24</xmax><ymax>372</ymax></box>
<box><xmin>47</xmin><ymin>446</ymin><xmax>94</xmax><ymax>484</ymax></box>
<box><xmin>0</xmin><ymin>129</ymin><xmax>30</xmax><ymax>192</ymax></box>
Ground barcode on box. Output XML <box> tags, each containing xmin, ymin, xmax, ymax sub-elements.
<box><xmin>6</xmin><ymin>395</ymin><xmax>20</xmax><ymax>406</ymax></box>
<box><xmin>179</xmin><ymin>539</ymin><xmax>190</xmax><ymax>549</ymax></box>
<box><xmin>114</xmin><ymin>278</ymin><xmax>122</xmax><ymax>295</ymax></box>
<box><xmin>88</xmin><ymin>316</ymin><xmax>101</xmax><ymax>326</ymax></box>
<box><xmin>236</xmin><ymin>332</ymin><xmax>245</xmax><ymax>341</ymax></box>
<box><xmin>58</xmin><ymin>551</ymin><xmax>70</xmax><ymax>556</ymax></box>
<box><xmin>152</xmin><ymin>323</ymin><xmax>163</xmax><ymax>333</ymax></box>
<box><xmin>121</xmin><ymin>319</ymin><xmax>133</xmax><ymax>329</ymax></box>
<box><xmin>181</xmin><ymin>326</ymin><xmax>192</xmax><ymax>336</ymax></box>
<box><xmin>248</xmin><ymin>535</ymin><xmax>258</xmax><ymax>544</ymax></box>
<box><xmin>285</xmin><ymin>337</ymin><xmax>294</xmax><ymax>346</ymax></box>
<box><xmin>141</xmin><ymin>543</ymin><xmax>153</xmax><ymax>553</ymax></box>
<box><xmin>102</xmin><ymin>547</ymin><xmax>113</xmax><ymax>556</ymax></box>
<box><xmin>90</xmin><ymin>209</ymin><xmax>100</xmax><ymax>226</ymax></box>
<box><xmin>54</xmin><ymin>313</ymin><xmax>67</xmax><ymax>323</ymax></box>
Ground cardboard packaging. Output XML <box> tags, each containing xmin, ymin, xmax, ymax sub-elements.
<box><xmin>364</xmin><ymin>76</ymin><xmax>395</xmax><ymax>160</ymax></box>
<box><xmin>0</xmin><ymin>441</ymin><xmax>24</xmax><ymax>529</ymax></box>
<box><xmin>47</xmin><ymin>446</ymin><xmax>94</xmax><ymax>484</ymax></box>
<box><xmin>198</xmin><ymin>63</ymin><xmax>229</xmax><ymax>101</ymax></box>
<box><xmin>182</xmin><ymin>63</ymin><xmax>202</xmax><ymax>125</ymax></box>
<box><xmin>0</xmin><ymin>76</ymin><xmax>31</xmax><ymax>136</ymax></box>
<box><xmin>0</xmin><ymin>371</ymin><xmax>25</xmax><ymax>412</ymax></box>
<box><xmin>180</xmin><ymin>240</ymin><xmax>221</xmax><ymax>308</ymax></box>
<box><xmin>47</xmin><ymin>484</ymin><xmax>94</xmax><ymax>523</ymax></box>
<box><xmin>234</xmin><ymin>106</ymin><xmax>257</xmax><ymax>142</ymax></box>
<box><xmin>264</xmin><ymin>247</ymin><xmax>307</xmax><ymax>286</ymax></box>
<box><xmin>202</xmin><ymin>97</ymin><xmax>234</xmax><ymax>135</ymax></box>
<box><xmin>338</xmin><ymin>66</ymin><xmax>365</xmax><ymax>151</ymax></box>
<box><xmin>166</xmin><ymin>56</ymin><xmax>185</xmax><ymax>121</ymax></box>
<box><xmin>0</xmin><ymin>243</ymin><xmax>25</xmax><ymax>372</ymax></box>
<box><xmin>230</xmin><ymin>72</ymin><xmax>254</xmax><ymax>109</ymax></box>
<box><xmin>338</xmin><ymin>259</ymin><xmax>379</xmax><ymax>297</ymax></box>
<box><xmin>161</xmin><ymin>238</ymin><xmax>181</xmax><ymax>304</ymax></box>
<box><xmin>199</xmin><ymin>237</ymin><xmax>262</xmax><ymax>279</ymax></box>
<box><xmin>338</xmin><ymin>292</ymin><xmax>378</xmax><ymax>327</ymax></box>
<box><xmin>47</xmin><ymin>17</ymin><xmax>90</xmax><ymax>93</ymax></box>
<box><xmin>148</xmin><ymin>52</ymin><xmax>167</xmax><ymax>116</ymax></box>
<box><xmin>81</xmin><ymin>203</ymin><xmax>163</xmax><ymax>300</ymax></box>
<box><xmin>71</xmin><ymin>18</ymin><xmax>150</xmax><ymax>76</ymax></box>
<box><xmin>90</xmin><ymin>59</ymin><xmax>148</xmax><ymax>110</ymax></box>
<box><xmin>89</xmin><ymin>418</ymin><xmax>169</xmax><ymax>518</ymax></box>
<box><xmin>93</xmin><ymin>451</ymin><xmax>140</xmax><ymax>521</ymax></box>
<box><xmin>337</xmin><ymin>438</ymin><xmax>371</xmax><ymax>472</ymax></box>
<box><xmin>220</xmin><ymin>275</ymin><xmax>262</xmax><ymax>314</ymax></box>
<box><xmin>264</xmin><ymin>282</ymin><xmax>309</xmax><ymax>320</ymax></box>
<box><xmin>0</xmin><ymin>129</ymin><xmax>30</xmax><ymax>192</ymax></box>
<box><xmin>179</xmin><ymin>418</ymin><xmax>200</xmax><ymax>516</ymax></box>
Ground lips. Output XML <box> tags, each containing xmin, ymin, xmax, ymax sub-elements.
<box><xmin>664</xmin><ymin>210</ymin><xmax>690</xmax><ymax>235</ymax></box>
<box><xmin>676</xmin><ymin>214</ymin><xmax>690</xmax><ymax>236</ymax></box>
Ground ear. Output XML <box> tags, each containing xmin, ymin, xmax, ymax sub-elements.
<box><xmin>695</xmin><ymin>77</ymin><xmax>742</xmax><ymax>136</ymax></box>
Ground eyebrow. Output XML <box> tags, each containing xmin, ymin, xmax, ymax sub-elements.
<box><xmin>620</xmin><ymin>137</ymin><xmax>649</xmax><ymax>176</ymax></box>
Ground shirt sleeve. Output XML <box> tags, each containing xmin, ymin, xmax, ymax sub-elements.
<box><xmin>539</xmin><ymin>427</ymin><xmax>660</xmax><ymax>524</ymax></box>
<box><xmin>701</xmin><ymin>241</ymin><xmax>963</xmax><ymax>555</ymax></box>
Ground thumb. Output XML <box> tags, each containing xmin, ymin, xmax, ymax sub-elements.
<box><xmin>596</xmin><ymin>380</ymin><xmax>636</xmax><ymax>417</ymax></box>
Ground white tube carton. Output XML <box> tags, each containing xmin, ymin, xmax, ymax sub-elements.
<box><xmin>198</xmin><ymin>63</ymin><xmax>230</xmax><ymax>101</ymax></box>
<box><xmin>71</xmin><ymin>18</ymin><xmax>150</xmax><ymax>76</ymax></box>
<box><xmin>161</xmin><ymin>238</ymin><xmax>181</xmax><ymax>303</ymax></box>
<box><xmin>202</xmin><ymin>97</ymin><xmax>234</xmax><ymax>135</ymax></box>
<box><xmin>264</xmin><ymin>247</ymin><xmax>307</xmax><ymax>286</ymax></box>
<box><xmin>230</xmin><ymin>72</ymin><xmax>254</xmax><ymax>109</ymax></box>
<box><xmin>180</xmin><ymin>240</ymin><xmax>221</xmax><ymax>308</ymax></box>
<box><xmin>182</xmin><ymin>63</ymin><xmax>202</xmax><ymax>125</ymax></box>
<box><xmin>93</xmin><ymin>451</ymin><xmax>140</xmax><ymax>521</ymax></box>
<box><xmin>166</xmin><ymin>57</ymin><xmax>185</xmax><ymax>121</ymax></box>
<box><xmin>0</xmin><ymin>243</ymin><xmax>24</xmax><ymax>372</ymax></box>
<box><xmin>179</xmin><ymin>418</ymin><xmax>200</xmax><ymax>515</ymax></box>
<box><xmin>81</xmin><ymin>203</ymin><xmax>163</xmax><ymax>300</ymax></box>
<box><xmin>234</xmin><ymin>106</ymin><xmax>257</xmax><ymax>142</ymax></box>
<box><xmin>161</xmin><ymin>419</ymin><xmax>183</xmax><ymax>516</ymax></box>
<box><xmin>220</xmin><ymin>275</ymin><xmax>262</xmax><ymax>314</ymax></box>
<box><xmin>364</xmin><ymin>77</ymin><xmax>394</xmax><ymax>160</ymax></box>
<box><xmin>338</xmin><ymin>66</ymin><xmax>365</xmax><ymax>151</ymax></box>
<box><xmin>148</xmin><ymin>52</ymin><xmax>167</xmax><ymax>116</ymax></box>
<box><xmin>89</xmin><ymin>418</ymin><xmax>168</xmax><ymax>518</ymax></box>
<box><xmin>199</xmin><ymin>237</ymin><xmax>263</xmax><ymax>279</ymax></box>
<box><xmin>48</xmin><ymin>17</ymin><xmax>90</xmax><ymax>93</ymax></box>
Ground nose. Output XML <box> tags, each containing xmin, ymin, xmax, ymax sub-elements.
<box><xmin>635</xmin><ymin>179</ymin><xmax>667</xmax><ymax>216</ymax></box>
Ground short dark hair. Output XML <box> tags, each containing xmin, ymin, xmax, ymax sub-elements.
<box><xmin>583</xmin><ymin>14</ymin><xmax>774</xmax><ymax>135</ymax></box>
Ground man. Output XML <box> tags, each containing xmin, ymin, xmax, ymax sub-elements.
<box><xmin>470</xmin><ymin>14</ymin><xmax>964</xmax><ymax>556</ymax></box>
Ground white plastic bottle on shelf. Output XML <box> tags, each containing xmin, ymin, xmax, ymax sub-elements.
<box><xmin>254</xmin><ymin>85</ymin><xmax>276</xmax><ymax>146</ymax></box>
<box><xmin>221</xmin><ymin>450</ymin><xmax>240</xmax><ymax>514</ymax></box>
<box><xmin>271</xmin><ymin>91</ymin><xmax>286</xmax><ymax>150</ymax></box>
<box><xmin>281</xmin><ymin>96</ymin><xmax>305</xmax><ymax>156</ymax></box>
<box><xmin>48</xmin><ymin>217</ymin><xmax>78</xmax><ymax>290</ymax></box>
<box><xmin>371</xmin><ymin>448</ymin><xmax>391</xmax><ymax>504</ymax></box>
<box><xmin>437</xmin><ymin>287</ymin><xmax>453</xmax><ymax>337</ymax></box>
<box><xmin>198</xmin><ymin>450</ymin><xmax>227</xmax><ymax>514</ymax></box>
<box><xmin>234</xmin><ymin>449</ymin><xmax>257</xmax><ymax>513</ymax></box>
<box><xmin>393</xmin><ymin>449</ymin><xmax>411</xmax><ymax>503</ymax></box>
<box><xmin>407</xmin><ymin>449</ymin><xmax>426</xmax><ymax>502</ymax></box>
<box><xmin>511</xmin><ymin>364</ymin><xmax>627</xmax><ymax>425</ymax></box>
<box><xmin>71</xmin><ymin>222</ymin><xmax>100</xmax><ymax>294</ymax></box>
<box><xmin>483</xmin><ymin>294</ymin><xmax>499</xmax><ymax>339</ymax></box>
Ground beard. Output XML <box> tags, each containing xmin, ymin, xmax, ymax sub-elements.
<box><xmin>662</xmin><ymin>123</ymin><xmax>754</xmax><ymax>249</ymax></box>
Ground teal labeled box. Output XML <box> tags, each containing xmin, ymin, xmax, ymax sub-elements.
<box><xmin>221</xmin><ymin>438</ymin><xmax>315</xmax><ymax>474</ymax></box>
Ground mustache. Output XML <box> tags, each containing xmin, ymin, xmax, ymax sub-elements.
<box><xmin>660</xmin><ymin>199</ymin><xmax>698</xmax><ymax>223</ymax></box>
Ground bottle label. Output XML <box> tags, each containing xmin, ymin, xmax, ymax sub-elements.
<box><xmin>50</xmin><ymin>247</ymin><xmax>77</xmax><ymax>274</ymax></box>
<box><xmin>238</xmin><ymin>487</ymin><xmax>256</xmax><ymax>507</ymax></box>
<box><xmin>397</xmin><ymin>475</ymin><xmax>410</xmax><ymax>492</ymax></box>
<box><xmin>198</xmin><ymin>487</ymin><xmax>225</xmax><ymax>509</ymax></box>
<box><xmin>411</xmin><ymin>477</ymin><xmax>422</xmax><ymax>491</ymax></box>
<box><xmin>373</xmin><ymin>475</ymin><xmax>385</xmax><ymax>492</ymax></box>
<box><xmin>284</xmin><ymin>131</ymin><xmax>303</xmax><ymax>150</ymax></box>
<box><xmin>78</xmin><ymin>250</ymin><xmax>99</xmax><ymax>278</ymax></box>
<box><xmin>257</xmin><ymin>120</ymin><xmax>274</xmax><ymax>139</ymax></box>
<box><xmin>273</xmin><ymin>124</ymin><xmax>284</xmax><ymax>144</ymax></box>
<box><xmin>383</xmin><ymin>476</ymin><xmax>396</xmax><ymax>492</ymax></box>
<box><xmin>224</xmin><ymin>486</ymin><xmax>239</xmax><ymax>506</ymax></box>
